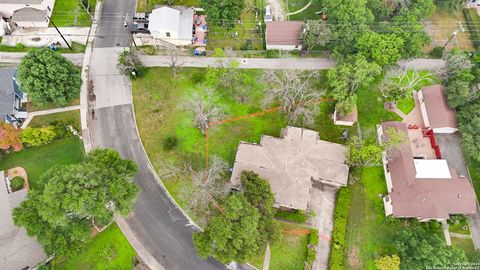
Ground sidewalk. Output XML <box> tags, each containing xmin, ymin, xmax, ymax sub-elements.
<box><xmin>21</xmin><ymin>105</ymin><xmax>83</xmax><ymax>129</ymax></box>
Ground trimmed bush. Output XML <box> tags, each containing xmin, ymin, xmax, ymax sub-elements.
<box><xmin>162</xmin><ymin>136</ymin><xmax>178</xmax><ymax>151</ymax></box>
<box><xmin>10</xmin><ymin>176</ymin><xmax>25</xmax><ymax>191</ymax></box>
<box><xmin>274</xmin><ymin>209</ymin><xmax>307</xmax><ymax>223</ymax></box>
<box><xmin>20</xmin><ymin>126</ymin><xmax>57</xmax><ymax>147</ymax></box>
<box><xmin>329</xmin><ymin>187</ymin><xmax>351</xmax><ymax>270</ymax></box>
<box><xmin>304</xmin><ymin>229</ymin><xmax>319</xmax><ymax>270</ymax></box>
<box><xmin>430</xmin><ymin>46</ymin><xmax>444</xmax><ymax>58</ymax></box>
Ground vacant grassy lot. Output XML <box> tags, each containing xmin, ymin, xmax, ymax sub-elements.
<box><xmin>54</xmin><ymin>223</ymin><xmax>137</xmax><ymax>270</ymax></box>
<box><xmin>250</xmin><ymin>221</ymin><xmax>310</xmax><ymax>270</ymax></box>
<box><xmin>29</xmin><ymin>110</ymin><xmax>81</xmax><ymax>131</ymax></box>
<box><xmin>0</xmin><ymin>138</ymin><xmax>84</xmax><ymax>190</ymax></box>
<box><xmin>50</xmin><ymin>0</ymin><xmax>95</xmax><ymax>27</ymax></box>
<box><xmin>132</xmin><ymin>67</ymin><xmax>346</xmax><ymax>208</ymax></box>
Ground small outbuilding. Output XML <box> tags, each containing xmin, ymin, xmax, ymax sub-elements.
<box><xmin>333</xmin><ymin>104</ymin><xmax>357</xmax><ymax>126</ymax></box>
<box><xmin>265</xmin><ymin>21</ymin><xmax>304</xmax><ymax>51</ymax></box>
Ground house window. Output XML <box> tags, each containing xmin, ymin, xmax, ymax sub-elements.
<box><xmin>166</xmin><ymin>32</ymin><xmax>171</xmax><ymax>37</ymax></box>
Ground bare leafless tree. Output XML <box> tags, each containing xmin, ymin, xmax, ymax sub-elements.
<box><xmin>156</xmin><ymin>160</ymin><xmax>190</xmax><ymax>179</ymax></box>
<box><xmin>263</xmin><ymin>69</ymin><xmax>323</xmax><ymax>127</ymax></box>
<box><xmin>435</xmin><ymin>50</ymin><xmax>472</xmax><ymax>81</ymax></box>
<box><xmin>180</xmin><ymin>86</ymin><xmax>224</xmax><ymax>133</ymax></box>
<box><xmin>78</xmin><ymin>0</ymin><xmax>94</xmax><ymax>20</ymax></box>
<box><xmin>180</xmin><ymin>156</ymin><xmax>230</xmax><ymax>223</ymax></box>
<box><xmin>166</xmin><ymin>48</ymin><xmax>185</xmax><ymax>78</ymax></box>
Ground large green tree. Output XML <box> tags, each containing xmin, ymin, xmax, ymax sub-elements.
<box><xmin>13</xmin><ymin>149</ymin><xmax>139</xmax><ymax>256</ymax></box>
<box><xmin>241</xmin><ymin>171</ymin><xmax>280</xmax><ymax>249</ymax></box>
<box><xmin>386</xmin><ymin>14</ymin><xmax>431</xmax><ymax>58</ymax></box>
<box><xmin>201</xmin><ymin>0</ymin><xmax>245</xmax><ymax>29</ymax></box>
<box><xmin>394</xmin><ymin>226</ymin><xmax>466</xmax><ymax>270</ymax></box>
<box><xmin>356</xmin><ymin>31</ymin><xmax>404</xmax><ymax>66</ymax></box>
<box><xmin>322</xmin><ymin>0</ymin><xmax>373</xmax><ymax>56</ymax></box>
<box><xmin>17</xmin><ymin>48</ymin><xmax>81</xmax><ymax>106</ymax></box>
<box><xmin>193</xmin><ymin>193</ymin><xmax>261</xmax><ymax>263</ymax></box>
<box><xmin>302</xmin><ymin>20</ymin><xmax>331</xmax><ymax>54</ymax></box>
<box><xmin>458</xmin><ymin>104</ymin><xmax>480</xmax><ymax>163</ymax></box>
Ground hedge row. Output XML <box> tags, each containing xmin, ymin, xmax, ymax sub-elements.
<box><xmin>328</xmin><ymin>187</ymin><xmax>351</xmax><ymax>270</ymax></box>
<box><xmin>274</xmin><ymin>209</ymin><xmax>307</xmax><ymax>223</ymax></box>
<box><xmin>304</xmin><ymin>229</ymin><xmax>319</xmax><ymax>270</ymax></box>
<box><xmin>464</xmin><ymin>8</ymin><xmax>480</xmax><ymax>51</ymax></box>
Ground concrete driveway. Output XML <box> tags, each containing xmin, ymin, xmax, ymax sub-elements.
<box><xmin>307</xmin><ymin>184</ymin><xmax>337</xmax><ymax>270</ymax></box>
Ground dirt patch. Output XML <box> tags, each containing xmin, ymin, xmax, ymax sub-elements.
<box><xmin>347</xmin><ymin>246</ymin><xmax>360</xmax><ymax>269</ymax></box>
<box><xmin>283</xmin><ymin>229</ymin><xmax>311</xmax><ymax>235</ymax></box>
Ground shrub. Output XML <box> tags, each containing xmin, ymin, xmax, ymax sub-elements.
<box><xmin>430</xmin><ymin>46</ymin><xmax>444</xmax><ymax>58</ymax></box>
<box><xmin>20</xmin><ymin>126</ymin><xmax>57</xmax><ymax>147</ymax></box>
<box><xmin>329</xmin><ymin>187</ymin><xmax>351</xmax><ymax>270</ymax></box>
<box><xmin>10</xmin><ymin>176</ymin><xmax>25</xmax><ymax>191</ymax></box>
<box><xmin>162</xmin><ymin>136</ymin><xmax>178</xmax><ymax>151</ymax></box>
<box><xmin>264</xmin><ymin>49</ymin><xmax>280</xmax><ymax>58</ymax></box>
<box><xmin>304</xmin><ymin>229</ymin><xmax>319</xmax><ymax>270</ymax></box>
<box><xmin>274</xmin><ymin>209</ymin><xmax>307</xmax><ymax>223</ymax></box>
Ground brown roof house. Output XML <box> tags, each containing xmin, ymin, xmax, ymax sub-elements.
<box><xmin>377</xmin><ymin>122</ymin><xmax>476</xmax><ymax>221</ymax></box>
<box><xmin>0</xmin><ymin>171</ymin><xmax>47</xmax><ymax>270</ymax></box>
<box><xmin>230</xmin><ymin>126</ymin><xmax>349</xmax><ymax>210</ymax></box>
<box><xmin>418</xmin><ymin>85</ymin><xmax>458</xmax><ymax>134</ymax></box>
<box><xmin>265</xmin><ymin>21</ymin><xmax>304</xmax><ymax>51</ymax></box>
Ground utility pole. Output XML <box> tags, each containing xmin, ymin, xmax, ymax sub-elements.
<box><xmin>47</xmin><ymin>16</ymin><xmax>73</xmax><ymax>50</ymax></box>
<box><xmin>442</xmin><ymin>31</ymin><xmax>458</xmax><ymax>50</ymax></box>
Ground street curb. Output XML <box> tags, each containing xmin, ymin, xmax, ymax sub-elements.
<box><xmin>129</xmin><ymin>83</ymin><xmax>203</xmax><ymax>231</ymax></box>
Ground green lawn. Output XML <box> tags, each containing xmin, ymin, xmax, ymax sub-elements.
<box><xmin>449</xmin><ymin>217</ymin><xmax>471</xmax><ymax>235</ymax></box>
<box><xmin>53</xmin><ymin>223</ymin><xmax>137</xmax><ymax>270</ymax></box>
<box><xmin>356</xmin><ymin>78</ymin><xmax>401</xmax><ymax>133</ymax></box>
<box><xmin>345</xmin><ymin>167</ymin><xmax>405</xmax><ymax>270</ymax></box>
<box><xmin>0</xmin><ymin>42</ymin><xmax>86</xmax><ymax>53</ymax></box>
<box><xmin>50</xmin><ymin>0</ymin><xmax>95</xmax><ymax>27</ymax></box>
<box><xmin>29</xmin><ymin>110</ymin><xmax>81</xmax><ymax>131</ymax></box>
<box><xmin>0</xmin><ymin>138</ymin><xmax>84</xmax><ymax>190</ymax></box>
<box><xmin>469</xmin><ymin>161</ymin><xmax>480</xmax><ymax>201</ymax></box>
<box><xmin>250</xmin><ymin>221</ymin><xmax>310</xmax><ymax>270</ymax></box>
<box><xmin>451</xmin><ymin>238</ymin><xmax>480</xmax><ymax>263</ymax></box>
<box><xmin>286</xmin><ymin>0</ymin><xmax>323</xmax><ymax>20</ymax></box>
<box><xmin>132</xmin><ymin>67</ymin><xmax>344</xmax><ymax>211</ymax></box>
<box><xmin>26</xmin><ymin>98</ymin><xmax>81</xmax><ymax>112</ymax></box>
<box><xmin>395</xmin><ymin>70</ymin><xmax>438</xmax><ymax>115</ymax></box>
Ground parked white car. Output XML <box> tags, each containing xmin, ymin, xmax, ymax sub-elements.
<box><xmin>265</xmin><ymin>5</ymin><xmax>272</xmax><ymax>22</ymax></box>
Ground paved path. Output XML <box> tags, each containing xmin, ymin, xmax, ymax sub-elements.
<box><xmin>397</xmin><ymin>58</ymin><xmax>445</xmax><ymax>70</ymax></box>
<box><xmin>0</xmin><ymin>52</ymin><xmax>84</xmax><ymax>66</ymax></box>
<box><xmin>267</xmin><ymin>0</ymin><xmax>284</xmax><ymax>20</ymax></box>
<box><xmin>140</xmin><ymin>56</ymin><xmax>447</xmax><ymax>71</ymax></box>
<box><xmin>450</xmin><ymin>232</ymin><xmax>472</xmax><ymax>239</ymax></box>
<box><xmin>139</xmin><ymin>55</ymin><xmax>337</xmax><ymax>70</ymax></box>
<box><xmin>21</xmin><ymin>105</ymin><xmax>82</xmax><ymax>129</ymax></box>
<box><xmin>308</xmin><ymin>185</ymin><xmax>336</xmax><ymax>270</ymax></box>
<box><xmin>262</xmin><ymin>244</ymin><xmax>271</xmax><ymax>270</ymax></box>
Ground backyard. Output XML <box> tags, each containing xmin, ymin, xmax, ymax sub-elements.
<box><xmin>0</xmin><ymin>137</ymin><xmax>84</xmax><ymax>190</ymax></box>
<box><xmin>52</xmin><ymin>223</ymin><xmax>137</xmax><ymax>270</ymax></box>
<box><xmin>50</xmin><ymin>0</ymin><xmax>95</xmax><ymax>27</ymax></box>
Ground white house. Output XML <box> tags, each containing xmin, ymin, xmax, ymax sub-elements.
<box><xmin>265</xmin><ymin>21</ymin><xmax>303</xmax><ymax>51</ymax></box>
<box><xmin>148</xmin><ymin>6</ymin><xmax>194</xmax><ymax>46</ymax></box>
<box><xmin>0</xmin><ymin>0</ymin><xmax>55</xmax><ymax>28</ymax></box>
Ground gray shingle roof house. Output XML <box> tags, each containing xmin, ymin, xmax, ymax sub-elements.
<box><xmin>0</xmin><ymin>67</ymin><xmax>28</xmax><ymax>125</ymax></box>
<box><xmin>0</xmin><ymin>171</ymin><xmax>47</xmax><ymax>270</ymax></box>
<box><xmin>230</xmin><ymin>126</ymin><xmax>349</xmax><ymax>210</ymax></box>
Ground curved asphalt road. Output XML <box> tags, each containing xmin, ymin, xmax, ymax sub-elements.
<box><xmin>90</xmin><ymin>1</ymin><xmax>226</xmax><ymax>269</ymax></box>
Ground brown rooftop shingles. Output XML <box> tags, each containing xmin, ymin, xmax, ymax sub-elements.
<box><xmin>266</xmin><ymin>21</ymin><xmax>303</xmax><ymax>46</ymax></box>
<box><xmin>421</xmin><ymin>85</ymin><xmax>458</xmax><ymax>129</ymax></box>
<box><xmin>381</xmin><ymin>122</ymin><xmax>476</xmax><ymax>220</ymax></box>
